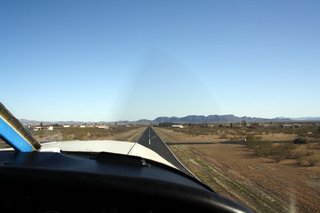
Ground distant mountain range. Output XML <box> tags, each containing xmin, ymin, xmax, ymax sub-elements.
<box><xmin>292</xmin><ymin>117</ymin><xmax>320</xmax><ymax>121</ymax></box>
<box><xmin>135</xmin><ymin>115</ymin><xmax>293</xmax><ymax>124</ymax></box>
<box><xmin>19</xmin><ymin>115</ymin><xmax>320</xmax><ymax>126</ymax></box>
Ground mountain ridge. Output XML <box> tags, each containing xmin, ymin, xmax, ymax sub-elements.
<box><xmin>19</xmin><ymin>114</ymin><xmax>320</xmax><ymax>125</ymax></box>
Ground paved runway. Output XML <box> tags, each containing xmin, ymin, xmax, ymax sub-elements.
<box><xmin>137</xmin><ymin>127</ymin><xmax>193</xmax><ymax>176</ymax></box>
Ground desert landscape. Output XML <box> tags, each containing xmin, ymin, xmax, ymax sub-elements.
<box><xmin>31</xmin><ymin>126</ymin><xmax>146</xmax><ymax>142</ymax></box>
<box><xmin>1</xmin><ymin>122</ymin><xmax>319</xmax><ymax>212</ymax></box>
<box><xmin>0</xmin><ymin>126</ymin><xmax>145</xmax><ymax>149</ymax></box>
<box><xmin>154</xmin><ymin>125</ymin><xmax>320</xmax><ymax>213</ymax></box>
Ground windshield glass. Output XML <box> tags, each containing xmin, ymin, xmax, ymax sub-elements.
<box><xmin>1</xmin><ymin>1</ymin><xmax>319</xmax><ymax>212</ymax></box>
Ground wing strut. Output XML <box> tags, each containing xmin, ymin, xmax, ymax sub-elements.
<box><xmin>0</xmin><ymin>103</ymin><xmax>41</xmax><ymax>152</ymax></box>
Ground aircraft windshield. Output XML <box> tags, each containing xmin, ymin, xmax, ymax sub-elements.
<box><xmin>1</xmin><ymin>1</ymin><xmax>319</xmax><ymax>212</ymax></box>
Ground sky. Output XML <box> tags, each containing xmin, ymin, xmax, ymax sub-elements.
<box><xmin>1</xmin><ymin>0</ymin><xmax>319</xmax><ymax>121</ymax></box>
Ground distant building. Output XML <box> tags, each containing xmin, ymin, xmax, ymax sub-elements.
<box><xmin>97</xmin><ymin>125</ymin><xmax>109</xmax><ymax>129</ymax></box>
<box><xmin>80</xmin><ymin>125</ymin><xmax>86</xmax><ymax>128</ymax></box>
<box><xmin>172</xmin><ymin>125</ymin><xmax>184</xmax><ymax>129</ymax></box>
<box><xmin>63</xmin><ymin>125</ymin><xmax>70</xmax><ymax>128</ymax></box>
<box><xmin>281</xmin><ymin>124</ymin><xmax>293</xmax><ymax>129</ymax></box>
<box><xmin>33</xmin><ymin>126</ymin><xmax>44</xmax><ymax>131</ymax></box>
<box><xmin>33</xmin><ymin>125</ymin><xmax>53</xmax><ymax>131</ymax></box>
<box><xmin>280</xmin><ymin>124</ymin><xmax>300</xmax><ymax>129</ymax></box>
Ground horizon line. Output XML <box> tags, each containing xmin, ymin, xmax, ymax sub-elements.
<box><xmin>19</xmin><ymin>114</ymin><xmax>320</xmax><ymax>123</ymax></box>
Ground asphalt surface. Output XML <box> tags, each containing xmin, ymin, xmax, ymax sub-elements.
<box><xmin>137</xmin><ymin>127</ymin><xmax>193</xmax><ymax>176</ymax></box>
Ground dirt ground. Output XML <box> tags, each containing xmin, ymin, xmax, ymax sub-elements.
<box><xmin>154</xmin><ymin>127</ymin><xmax>320</xmax><ymax>213</ymax></box>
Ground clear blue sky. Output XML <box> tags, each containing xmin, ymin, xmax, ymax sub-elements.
<box><xmin>1</xmin><ymin>0</ymin><xmax>319</xmax><ymax>121</ymax></box>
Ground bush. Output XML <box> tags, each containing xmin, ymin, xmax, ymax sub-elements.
<box><xmin>271</xmin><ymin>143</ymin><xmax>295</xmax><ymax>162</ymax></box>
<box><xmin>255</xmin><ymin>142</ymin><xmax>273</xmax><ymax>157</ymax></box>
<box><xmin>247</xmin><ymin>141</ymin><xmax>273</xmax><ymax>157</ymax></box>
<box><xmin>247</xmin><ymin>141</ymin><xmax>295</xmax><ymax>162</ymax></box>
<box><xmin>297</xmin><ymin>155</ymin><xmax>320</xmax><ymax>166</ymax></box>
<box><xmin>297</xmin><ymin>156</ymin><xmax>308</xmax><ymax>166</ymax></box>
<box><xmin>307</xmin><ymin>155</ymin><xmax>320</xmax><ymax>166</ymax></box>
<box><xmin>247</xmin><ymin>141</ymin><xmax>259</xmax><ymax>149</ymax></box>
<box><xmin>246</xmin><ymin>134</ymin><xmax>256</xmax><ymax>141</ymax></box>
<box><xmin>293</xmin><ymin>137</ymin><xmax>308</xmax><ymax>144</ymax></box>
<box><xmin>291</xmin><ymin>145</ymin><xmax>310</xmax><ymax>159</ymax></box>
<box><xmin>246</xmin><ymin>138</ymin><xmax>319</xmax><ymax>166</ymax></box>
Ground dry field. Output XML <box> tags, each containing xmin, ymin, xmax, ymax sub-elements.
<box><xmin>163</xmin><ymin>124</ymin><xmax>320</xmax><ymax>143</ymax></box>
<box><xmin>31</xmin><ymin>126</ymin><xmax>146</xmax><ymax>142</ymax></box>
<box><xmin>0</xmin><ymin>126</ymin><xmax>146</xmax><ymax>149</ymax></box>
<box><xmin>154</xmin><ymin>127</ymin><xmax>320</xmax><ymax>213</ymax></box>
<box><xmin>156</xmin><ymin>127</ymin><xmax>300</xmax><ymax>143</ymax></box>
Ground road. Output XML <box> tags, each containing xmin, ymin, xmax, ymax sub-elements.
<box><xmin>137</xmin><ymin>127</ymin><xmax>193</xmax><ymax>176</ymax></box>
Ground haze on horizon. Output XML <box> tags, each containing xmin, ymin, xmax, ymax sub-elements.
<box><xmin>1</xmin><ymin>0</ymin><xmax>319</xmax><ymax>122</ymax></box>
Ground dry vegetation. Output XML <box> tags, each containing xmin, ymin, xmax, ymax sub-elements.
<box><xmin>159</xmin><ymin>124</ymin><xmax>320</xmax><ymax>167</ymax></box>
<box><xmin>0</xmin><ymin>126</ymin><xmax>146</xmax><ymax>149</ymax></box>
<box><xmin>31</xmin><ymin>126</ymin><xmax>146</xmax><ymax>142</ymax></box>
<box><xmin>154</xmin><ymin>126</ymin><xmax>320</xmax><ymax>213</ymax></box>
<box><xmin>166</xmin><ymin>123</ymin><xmax>320</xmax><ymax>143</ymax></box>
<box><xmin>247</xmin><ymin>141</ymin><xmax>320</xmax><ymax>166</ymax></box>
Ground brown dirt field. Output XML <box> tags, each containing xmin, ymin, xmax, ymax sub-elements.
<box><xmin>154</xmin><ymin>127</ymin><xmax>320</xmax><ymax>213</ymax></box>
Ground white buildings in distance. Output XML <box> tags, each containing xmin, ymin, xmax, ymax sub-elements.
<box><xmin>30</xmin><ymin>124</ymin><xmax>112</xmax><ymax>131</ymax></box>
